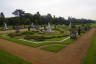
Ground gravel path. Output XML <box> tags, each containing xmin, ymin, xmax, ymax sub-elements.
<box><xmin>0</xmin><ymin>29</ymin><xmax>27</xmax><ymax>34</ymax></box>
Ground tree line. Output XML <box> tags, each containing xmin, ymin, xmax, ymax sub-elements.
<box><xmin>0</xmin><ymin>9</ymin><xmax>95</xmax><ymax>28</ymax></box>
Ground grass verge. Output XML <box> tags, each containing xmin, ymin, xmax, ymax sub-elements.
<box><xmin>83</xmin><ymin>33</ymin><xmax>96</xmax><ymax>64</ymax></box>
<box><xmin>41</xmin><ymin>45</ymin><xmax>65</xmax><ymax>52</ymax></box>
<box><xmin>0</xmin><ymin>49</ymin><xmax>31</xmax><ymax>64</ymax></box>
<box><xmin>39</xmin><ymin>38</ymin><xmax>74</xmax><ymax>45</ymax></box>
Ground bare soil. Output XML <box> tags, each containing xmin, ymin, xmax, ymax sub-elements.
<box><xmin>0</xmin><ymin>28</ymin><xmax>95</xmax><ymax>64</ymax></box>
<box><xmin>0</xmin><ymin>29</ymin><xmax>27</xmax><ymax>34</ymax></box>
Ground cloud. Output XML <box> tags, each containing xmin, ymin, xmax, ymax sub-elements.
<box><xmin>0</xmin><ymin>0</ymin><xmax>96</xmax><ymax>19</ymax></box>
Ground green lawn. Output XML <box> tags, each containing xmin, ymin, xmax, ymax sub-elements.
<box><xmin>41</xmin><ymin>45</ymin><xmax>65</xmax><ymax>52</ymax></box>
<box><xmin>39</xmin><ymin>38</ymin><xmax>74</xmax><ymax>45</ymax></box>
<box><xmin>0</xmin><ymin>34</ymin><xmax>74</xmax><ymax>47</ymax></box>
<box><xmin>83</xmin><ymin>33</ymin><xmax>96</xmax><ymax>64</ymax></box>
<box><xmin>91</xmin><ymin>24</ymin><xmax>96</xmax><ymax>27</ymax></box>
<box><xmin>0</xmin><ymin>49</ymin><xmax>31</xmax><ymax>64</ymax></box>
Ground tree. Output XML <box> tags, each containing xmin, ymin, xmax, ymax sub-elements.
<box><xmin>7</xmin><ymin>17</ymin><xmax>17</xmax><ymax>29</ymax></box>
<box><xmin>12</xmin><ymin>9</ymin><xmax>25</xmax><ymax>17</ymax></box>
<box><xmin>33</xmin><ymin>12</ymin><xmax>41</xmax><ymax>25</ymax></box>
<box><xmin>23</xmin><ymin>13</ymin><xmax>33</xmax><ymax>26</ymax></box>
<box><xmin>12</xmin><ymin>9</ymin><xmax>25</xmax><ymax>26</ymax></box>
<box><xmin>0</xmin><ymin>12</ymin><xmax>5</xmax><ymax>23</ymax></box>
<box><xmin>0</xmin><ymin>12</ymin><xmax>8</xmax><ymax>30</ymax></box>
<box><xmin>47</xmin><ymin>14</ymin><xmax>53</xmax><ymax>24</ymax></box>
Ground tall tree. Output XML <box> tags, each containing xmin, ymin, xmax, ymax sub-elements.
<box><xmin>0</xmin><ymin>12</ymin><xmax>8</xmax><ymax>30</ymax></box>
<box><xmin>47</xmin><ymin>14</ymin><xmax>53</xmax><ymax>23</ymax></box>
<box><xmin>12</xmin><ymin>9</ymin><xmax>25</xmax><ymax>26</ymax></box>
<box><xmin>23</xmin><ymin>13</ymin><xmax>33</xmax><ymax>25</ymax></box>
<box><xmin>12</xmin><ymin>9</ymin><xmax>25</xmax><ymax>17</ymax></box>
<box><xmin>33</xmin><ymin>12</ymin><xmax>41</xmax><ymax>25</ymax></box>
<box><xmin>0</xmin><ymin>12</ymin><xmax>5</xmax><ymax>23</ymax></box>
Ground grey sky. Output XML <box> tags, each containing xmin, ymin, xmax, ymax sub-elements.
<box><xmin>0</xmin><ymin>0</ymin><xmax>96</xmax><ymax>20</ymax></box>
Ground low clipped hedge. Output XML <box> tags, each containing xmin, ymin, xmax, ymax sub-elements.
<box><xmin>8</xmin><ymin>33</ymin><xmax>22</xmax><ymax>37</ymax></box>
<box><xmin>22</xmin><ymin>31</ymin><xmax>39</xmax><ymax>35</ymax></box>
<box><xmin>24</xmin><ymin>35</ymin><xmax>45</xmax><ymax>41</ymax></box>
<box><xmin>24</xmin><ymin>34</ymin><xmax>68</xmax><ymax>41</ymax></box>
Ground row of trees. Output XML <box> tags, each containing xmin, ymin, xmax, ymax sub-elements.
<box><xmin>0</xmin><ymin>9</ymin><xmax>96</xmax><ymax>28</ymax></box>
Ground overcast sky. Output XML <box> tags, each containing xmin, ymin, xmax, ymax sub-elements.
<box><xmin>0</xmin><ymin>0</ymin><xmax>96</xmax><ymax>20</ymax></box>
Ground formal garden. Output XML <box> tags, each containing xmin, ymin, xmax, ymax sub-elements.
<box><xmin>0</xmin><ymin>24</ymin><xmax>91</xmax><ymax>52</ymax></box>
<box><xmin>0</xmin><ymin>10</ymin><xmax>96</xmax><ymax>64</ymax></box>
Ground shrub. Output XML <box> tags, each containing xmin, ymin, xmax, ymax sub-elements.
<box><xmin>8</xmin><ymin>33</ymin><xmax>22</xmax><ymax>37</ymax></box>
<box><xmin>22</xmin><ymin>31</ymin><xmax>40</xmax><ymax>35</ymax></box>
<box><xmin>24</xmin><ymin>35</ymin><xmax>45</xmax><ymax>41</ymax></box>
<box><xmin>22</xmin><ymin>31</ymin><xmax>34</xmax><ymax>35</ymax></box>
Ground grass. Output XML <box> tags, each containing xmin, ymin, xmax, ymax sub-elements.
<box><xmin>0</xmin><ymin>34</ymin><xmax>40</xmax><ymax>47</ymax></box>
<box><xmin>0</xmin><ymin>34</ymin><xmax>74</xmax><ymax>47</ymax></box>
<box><xmin>41</xmin><ymin>45</ymin><xmax>65</xmax><ymax>52</ymax></box>
<box><xmin>44</xmin><ymin>37</ymin><xmax>66</xmax><ymax>41</ymax></box>
<box><xmin>83</xmin><ymin>33</ymin><xmax>96</xmax><ymax>64</ymax></box>
<box><xmin>91</xmin><ymin>24</ymin><xmax>96</xmax><ymax>27</ymax></box>
<box><xmin>0</xmin><ymin>49</ymin><xmax>31</xmax><ymax>64</ymax></box>
<box><xmin>39</xmin><ymin>38</ymin><xmax>74</xmax><ymax>45</ymax></box>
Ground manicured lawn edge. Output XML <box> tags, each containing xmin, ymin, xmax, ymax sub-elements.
<box><xmin>0</xmin><ymin>49</ymin><xmax>31</xmax><ymax>64</ymax></box>
<box><xmin>41</xmin><ymin>45</ymin><xmax>65</xmax><ymax>52</ymax></box>
<box><xmin>0</xmin><ymin>34</ymin><xmax>40</xmax><ymax>47</ymax></box>
<box><xmin>83</xmin><ymin>33</ymin><xmax>96</xmax><ymax>64</ymax></box>
<box><xmin>39</xmin><ymin>38</ymin><xmax>74</xmax><ymax>45</ymax></box>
